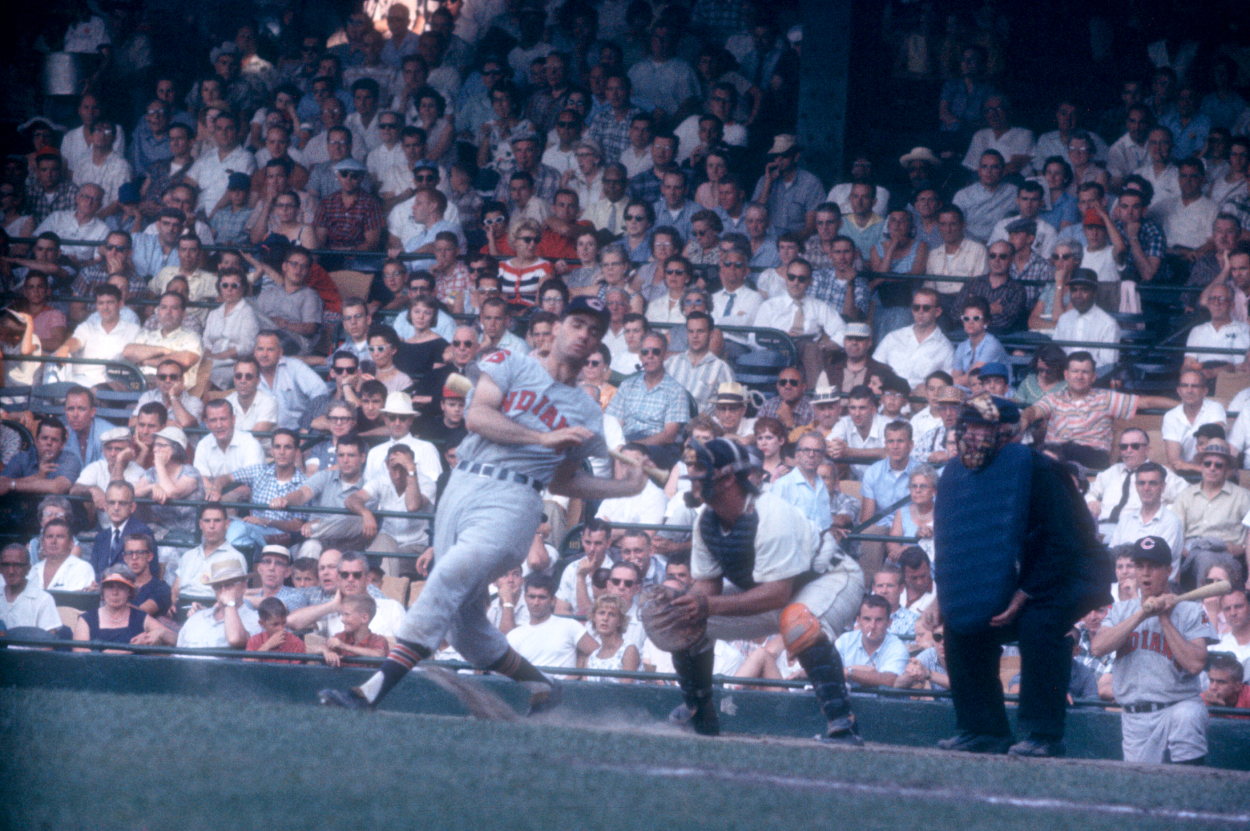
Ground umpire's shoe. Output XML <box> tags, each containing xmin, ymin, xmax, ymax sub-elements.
<box><xmin>818</xmin><ymin>716</ymin><xmax>864</xmax><ymax>747</ymax></box>
<box><xmin>1008</xmin><ymin>734</ymin><xmax>1066</xmax><ymax>758</ymax></box>
<box><xmin>318</xmin><ymin>687</ymin><xmax>374</xmax><ymax>710</ymax></box>
<box><xmin>936</xmin><ymin>731</ymin><xmax>1013</xmax><ymax>753</ymax></box>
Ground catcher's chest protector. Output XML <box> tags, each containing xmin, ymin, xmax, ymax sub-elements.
<box><xmin>699</xmin><ymin>508</ymin><xmax>760</xmax><ymax>591</ymax></box>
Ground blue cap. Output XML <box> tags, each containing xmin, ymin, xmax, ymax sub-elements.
<box><xmin>118</xmin><ymin>181</ymin><xmax>141</xmax><ymax>205</ymax></box>
<box><xmin>413</xmin><ymin>159</ymin><xmax>439</xmax><ymax>175</ymax></box>
<box><xmin>1130</xmin><ymin>535</ymin><xmax>1171</xmax><ymax>567</ymax></box>
<box><xmin>563</xmin><ymin>295</ymin><xmax>610</xmax><ymax>329</ymax></box>
<box><xmin>226</xmin><ymin>172</ymin><xmax>251</xmax><ymax>191</ymax></box>
<box><xmin>334</xmin><ymin>157</ymin><xmax>367</xmax><ymax>174</ymax></box>
<box><xmin>979</xmin><ymin>361</ymin><xmax>1009</xmax><ymax>380</ymax></box>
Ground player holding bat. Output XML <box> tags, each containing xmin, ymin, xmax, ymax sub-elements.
<box><xmin>1091</xmin><ymin>536</ymin><xmax>1223</xmax><ymax>766</ymax></box>
<box><xmin>320</xmin><ymin>296</ymin><xmax>647</xmax><ymax>713</ymax></box>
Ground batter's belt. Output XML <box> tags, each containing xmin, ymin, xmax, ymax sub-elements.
<box><xmin>456</xmin><ymin>461</ymin><xmax>544</xmax><ymax>493</ymax></box>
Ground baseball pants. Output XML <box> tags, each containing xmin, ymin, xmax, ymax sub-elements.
<box><xmin>1121</xmin><ymin>698</ymin><xmax>1208</xmax><ymax>764</ymax></box>
<box><xmin>700</xmin><ymin>560</ymin><xmax>865</xmax><ymax>648</ymax></box>
<box><xmin>396</xmin><ymin>471</ymin><xmax>544</xmax><ymax>667</ymax></box>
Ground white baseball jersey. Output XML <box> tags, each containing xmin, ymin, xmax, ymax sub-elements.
<box><xmin>459</xmin><ymin>349</ymin><xmax>607</xmax><ymax>483</ymax></box>
<box><xmin>1105</xmin><ymin>598</ymin><xmax>1217</xmax><ymax>704</ymax></box>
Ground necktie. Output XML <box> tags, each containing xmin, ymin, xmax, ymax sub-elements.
<box><xmin>1108</xmin><ymin>468</ymin><xmax>1134</xmax><ymax>523</ymax></box>
<box><xmin>723</xmin><ymin>291</ymin><xmax>735</xmax><ymax>318</ymax></box>
<box><xmin>112</xmin><ymin>528</ymin><xmax>121</xmax><ymax>555</ymax></box>
<box><xmin>789</xmin><ymin>300</ymin><xmax>805</xmax><ymax>337</ymax></box>
<box><xmin>608</xmin><ymin>203</ymin><xmax>618</xmax><ymax>234</ymax></box>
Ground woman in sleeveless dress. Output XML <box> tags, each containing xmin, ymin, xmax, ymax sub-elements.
<box><xmin>889</xmin><ymin>467</ymin><xmax>938</xmax><ymax>563</ymax></box>
<box><xmin>73</xmin><ymin>566</ymin><xmax>168</xmax><ymax>652</ymax></box>
<box><xmin>577</xmin><ymin>595</ymin><xmax>639</xmax><ymax>682</ymax></box>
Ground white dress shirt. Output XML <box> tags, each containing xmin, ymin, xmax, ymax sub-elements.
<box><xmin>872</xmin><ymin>326</ymin><xmax>955</xmax><ymax>388</ymax></box>
<box><xmin>711</xmin><ymin>286</ymin><xmax>763</xmax><ymax>345</ymax></box>
<box><xmin>1161</xmin><ymin>399</ymin><xmax>1228</xmax><ymax>462</ymax></box>
<box><xmin>1184</xmin><ymin>320</ymin><xmax>1250</xmax><ymax>365</ymax></box>
<box><xmin>752</xmin><ymin>295</ymin><xmax>846</xmax><ymax>345</ymax></box>
<box><xmin>1053</xmin><ymin>305</ymin><xmax>1121</xmax><ymax>369</ymax></box>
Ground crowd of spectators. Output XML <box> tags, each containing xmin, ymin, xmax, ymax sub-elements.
<box><xmin>1</xmin><ymin>0</ymin><xmax>1250</xmax><ymax>740</ymax></box>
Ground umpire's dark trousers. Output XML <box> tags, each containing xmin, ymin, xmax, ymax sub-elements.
<box><xmin>944</xmin><ymin>600</ymin><xmax>1075</xmax><ymax>738</ymax></box>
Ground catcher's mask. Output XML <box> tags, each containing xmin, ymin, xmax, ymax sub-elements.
<box><xmin>684</xmin><ymin>438</ymin><xmax>758</xmax><ymax>501</ymax></box>
<box><xmin>954</xmin><ymin>393</ymin><xmax>1020</xmax><ymax>471</ymax></box>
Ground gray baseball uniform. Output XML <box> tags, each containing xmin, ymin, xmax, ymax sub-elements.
<box><xmin>1104</xmin><ymin>598</ymin><xmax>1218</xmax><ymax>763</ymax></box>
<box><xmin>396</xmin><ymin>349</ymin><xmax>607</xmax><ymax>666</ymax></box>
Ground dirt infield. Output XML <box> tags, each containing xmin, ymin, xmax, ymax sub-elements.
<box><xmin>4</xmin><ymin>688</ymin><xmax>1248</xmax><ymax>831</ymax></box>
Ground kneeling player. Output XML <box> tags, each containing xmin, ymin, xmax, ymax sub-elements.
<box><xmin>647</xmin><ymin>439</ymin><xmax>865</xmax><ymax>742</ymax></box>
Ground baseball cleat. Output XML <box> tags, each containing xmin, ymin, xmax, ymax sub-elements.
<box><xmin>1007</xmin><ymin>735</ymin><xmax>1066</xmax><ymax>758</ymax></box>
<box><xmin>936</xmin><ymin>731</ymin><xmax>1013</xmax><ymax>753</ymax></box>
<box><xmin>523</xmin><ymin>678</ymin><xmax>563</xmax><ymax>716</ymax></box>
<box><xmin>817</xmin><ymin>716</ymin><xmax>864</xmax><ymax>746</ymax></box>
<box><xmin>318</xmin><ymin>688</ymin><xmax>374</xmax><ymax>710</ymax></box>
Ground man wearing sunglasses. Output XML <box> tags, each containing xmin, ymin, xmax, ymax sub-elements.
<box><xmin>754</xmin><ymin>257</ymin><xmax>846</xmax><ymax>389</ymax></box>
<box><xmin>953</xmin><ymin>238</ymin><xmax>1029</xmax><ymax>336</ymax></box>
<box><xmin>873</xmin><ymin>287</ymin><xmax>954</xmax><ymax>392</ymax></box>
<box><xmin>314</xmin><ymin>157</ymin><xmax>383</xmax><ymax>253</ymax></box>
<box><xmin>1171</xmin><ymin>440</ymin><xmax>1250</xmax><ymax>560</ymax></box>
<box><xmin>606</xmin><ymin>332</ymin><xmax>689</xmax><ymax>467</ymax></box>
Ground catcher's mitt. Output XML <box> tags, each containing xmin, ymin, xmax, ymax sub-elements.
<box><xmin>638</xmin><ymin>584</ymin><xmax>708</xmax><ymax>652</ymax></box>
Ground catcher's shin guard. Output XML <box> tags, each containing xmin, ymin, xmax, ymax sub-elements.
<box><xmin>670</xmin><ymin>646</ymin><xmax>718</xmax><ymax>735</ymax></box>
<box><xmin>796</xmin><ymin>637</ymin><xmax>855</xmax><ymax>732</ymax></box>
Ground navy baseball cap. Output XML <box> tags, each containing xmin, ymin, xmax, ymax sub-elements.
<box><xmin>1129</xmin><ymin>535</ymin><xmax>1171</xmax><ymax>567</ymax></box>
<box><xmin>563</xmin><ymin>296</ymin><xmax>610</xmax><ymax>329</ymax></box>
<box><xmin>1068</xmin><ymin>269</ymin><xmax>1099</xmax><ymax>288</ymax></box>
<box><xmin>980</xmin><ymin>361</ymin><xmax>1009</xmax><ymax>380</ymax></box>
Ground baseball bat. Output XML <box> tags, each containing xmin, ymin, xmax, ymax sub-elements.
<box><xmin>1173</xmin><ymin>580</ymin><xmax>1232</xmax><ymax>604</ymax></box>
<box><xmin>608</xmin><ymin>448</ymin><xmax>670</xmax><ymax>488</ymax></box>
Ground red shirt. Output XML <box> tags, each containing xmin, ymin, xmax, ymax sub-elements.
<box><xmin>332</xmin><ymin>627</ymin><xmax>389</xmax><ymax>665</ymax></box>
<box><xmin>307</xmin><ymin>262</ymin><xmax>343</xmax><ymax>314</ymax></box>
<box><xmin>245</xmin><ymin>630</ymin><xmax>307</xmax><ymax>663</ymax></box>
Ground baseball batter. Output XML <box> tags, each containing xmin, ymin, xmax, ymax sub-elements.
<box><xmin>1091</xmin><ymin>536</ymin><xmax>1218</xmax><ymax>765</ymax></box>
<box><xmin>320</xmin><ymin>297</ymin><xmax>647</xmax><ymax>711</ymax></box>
<box><xmin>646</xmin><ymin>438</ymin><xmax>865</xmax><ymax>742</ymax></box>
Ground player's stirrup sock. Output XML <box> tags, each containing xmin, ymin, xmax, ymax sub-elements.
<box><xmin>796</xmin><ymin>638</ymin><xmax>853</xmax><ymax>724</ymax></box>
<box><xmin>357</xmin><ymin>640</ymin><xmax>428</xmax><ymax>704</ymax></box>
<box><xmin>672</xmin><ymin>647</ymin><xmax>718</xmax><ymax>735</ymax></box>
<box><xmin>489</xmin><ymin>647</ymin><xmax>551</xmax><ymax>685</ymax></box>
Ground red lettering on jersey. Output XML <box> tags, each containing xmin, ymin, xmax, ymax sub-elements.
<box><xmin>515</xmin><ymin>391</ymin><xmax>536</xmax><ymax>412</ymax></box>
<box><xmin>532</xmin><ymin>395</ymin><xmax>549</xmax><ymax>415</ymax></box>
<box><xmin>502</xmin><ymin>392</ymin><xmax>517</xmax><ymax>411</ymax></box>
<box><xmin>1150</xmin><ymin>632</ymin><xmax>1161</xmax><ymax>653</ymax></box>
<box><xmin>554</xmin><ymin>415</ymin><xmax>568</xmax><ymax>430</ymax></box>
<box><xmin>539</xmin><ymin>405</ymin><xmax>559</xmax><ymax>428</ymax></box>
<box><xmin>484</xmin><ymin>350</ymin><xmax>510</xmax><ymax>364</ymax></box>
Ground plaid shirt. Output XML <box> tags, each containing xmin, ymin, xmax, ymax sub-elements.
<box><xmin>434</xmin><ymin>262</ymin><xmax>473</xmax><ymax>306</ymax></box>
<box><xmin>605</xmin><ymin>372</ymin><xmax>690</xmax><ymax>440</ymax></box>
<box><xmin>956</xmin><ymin>275</ymin><xmax>1029</xmax><ymax>335</ymax></box>
<box><xmin>810</xmin><ymin>269</ymin><xmax>869</xmax><ymax>317</ymax></box>
<box><xmin>1113</xmin><ymin>218</ymin><xmax>1169</xmax><ymax>283</ymax></box>
<box><xmin>802</xmin><ymin>237</ymin><xmax>833</xmax><ymax>269</ymax></box>
<box><xmin>314</xmin><ymin>192</ymin><xmax>382</xmax><ymax>249</ymax></box>
<box><xmin>588</xmin><ymin>107</ymin><xmax>643</xmax><ymax>165</ymax></box>
<box><xmin>73</xmin><ymin>263</ymin><xmax>148</xmax><ymax>298</ymax></box>
<box><xmin>493</xmin><ymin>163</ymin><xmax>562</xmax><ymax>203</ymax></box>
<box><xmin>232</xmin><ymin>464</ymin><xmax>308</xmax><ymax>522</ymax></box>
<box><xmin>1226</xmin><ymin>193</ymin><xmax>1250</xmax><ymax>237</ymax></box>
<box><xmin>1010</xmin><ymin>253</ymin><xmax>1054</xmax><ymax>308</ymax></box>
<box><xmin>628</xmin><ymin>168</ymin><xmax>664</xmax><ymax>205</ymax></box>
<box><xmin>25</xmin><ymin>179</ymin><xmax>78</xmax><ymax>227</ymax></box>
<box><xmin>758</xmin><ymin>395</ymin><xmax>815</xmax><ymax>426</ymax></box>
<box><xmin>208</xmin><ymin>204</ymin><xmax>255</xmax><ymax>246</ymax></box>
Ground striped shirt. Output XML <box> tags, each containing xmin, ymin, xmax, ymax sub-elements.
<box><xmin>664</xmin><ymin>350</ymin><xmax>735</xmax><ymax>413</ymax></box>
<box><xmin>1030</xmin><ymin>388</ymin><xmax>1138</xmax><ymax>452</ymax></box>
<box><xmin>498</xmin><ymin>259</ymin><xmax>555</xmax><ymax>305</ymax></box>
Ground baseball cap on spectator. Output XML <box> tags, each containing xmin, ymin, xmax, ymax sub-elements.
<box><xmin>154</xmin><ymin>425</ymin><xmax>187</xmax><ymax>450</ymax></box>
<box><xmin>1199</xmin><ymin>439</ymin><xmax>1234</xmax><ymax>462</ymax></box>
<box><xmin>334</xmin><ymin>157</ymin><xmax>367</xmax><ymax>174</ymax></box>
<box><xmin>33</xmin><ymin>148</ymin><xmax>63</xmax><ymax>163</ymax></box>
<box><xmin>899</xmin><ymin>147</ymin><xmax>940</xmax><ymax>167</ymax></box>
<box><xmin>562</xmin><ymin>295</ymin><xmax>610</xmax><ymax>329</ymax></box>
<box><xmin>118</xmin><ymin>181</ymin><xmax>142</xmax><ymax>205</ymax></box>
<box><xmin>881</xmin><ymin>375</ymin><xmax>910</xmax><ymax>397</ymax></box>
<box><xmin>510</xmin><ymin>130</ymin><xmax>540</xmax><ymax>147</ymax></box>
<box><xmin>226</xmin><ymin>172</ymin><xmax>251</xmax><ymax>191</ymax></box>
<box><xmin>259</xmin><ymin>232</ymin><xmax>291</xmax><ymax>268</ymax></box>
<box><xmin>575</xmin><ymin>138</ymin><xmax>602</xmax><ymax>158</ymax></box>
<box><xmin>711</xmin><ymin>381</ymin><xmax>747</xmax><ymax>405</ymax></box>
<box><xmin>1068</xmin><ymin>269</ymin><xmax>1098</xmax><ymax>288</ymax></box>
<box><xmin>1129</xmin><ymin>535</ymin><xmax>1171</xmax><ymax>567</ymax></box>
<box><xmin>979</xmin><ymin>362</ymin><xmax>1009</xmax><ymax>380</ymax></box>
<box><xmin>101</xmin><ymin>427</ymin><xmax>130</xmax><ymax>445</ymax></box>
<box><xmin>210</xmin><ymin>42</ymin><xmax>240</xmax><ymax>63</ymax></box>
<box><xmin>844</xmin><ymin>322</ymin><xmax>871</xmax><ymax>340</ymax></box>
<box><xmin>1082</xmin><ymin>209</ymin><xmax>1106</xmax><ymax>227</ymax></box>
<box><xmin>1005</xmin><ymin>218</ymin><xmax>1037</xmax><ymax>236</ymax></box>
<box><xmin>261</xmin><ymin>544</ymin><xmax>292</xmax><ymax>563</ymax></box>
<box><xmin>767</xmin><ymin>135</ymin><xmax>798</xmax><ymax>156</ymax></box>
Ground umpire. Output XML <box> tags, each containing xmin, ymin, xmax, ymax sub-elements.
<box><xmin>933</xmin><ymin>394</ymin><xmax>1112</xmax><ymax>757</ymax></box>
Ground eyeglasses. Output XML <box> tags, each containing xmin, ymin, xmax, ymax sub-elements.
<box><xmin>796</xmin><ymin>447</ymin><xmax>822</xmax><ymax>454</ymax></box>
<box><xmin>778</xmin><ymin>378</ymin><xmax>802</xmax><ymax>387</ymax></box>
<box><xmin>608</xmin><ymin>577</ymin><xmax>636</xmax><ymax>587</ymax></box>
<box><xmin>367</xmin><ymin>344</ymin><xmax>390</xmax><ymax>352</ymax></box>
<box><xmin>556</xmin><ymin>120</ymin><xmax>578</xmax><ymax>128</ymax></box>
<box><xmin>383</xmin><ymin>413</ymin><xmax>411</xmax><ymax>421</ymax></box>
<box><xmin>961</xmin><ymin>315</ymin><xmax>983</xmax><ymax>322</ymax></box>
<box><xmin>987</xmin><ymin>253</ymin><xmax>1011</xmax><ymax>260</ymax></box>
<box><xmin>483</xmin><ymin>216</ymin><xmax>506</xmax><ymax>225</ymax></box>
<box><xmin>338</xmin><ymin>569</ymin><xmax>365</xmax><ymax>579</ymax></box>
<box><xmin>219</xmin><ymin>282</ymin><xmax>243</xmax><ymax>290</ymax></box>
<box><xmin>330</xmin><ymin>365</ymin><xmax>358</xmax><ymax>374</ymax></box>
<box><xmin>275</xmin><ymin>201</ymin><xmax>298</xmax><ymax>209</ymax></box>
<box><xmin>156</xmin><ymin>373</ymin><xmax>181</xmax><ymax>381</ymax></box>
<box><xmin>327</xmin><ymin>415</ymin><xmax>355</xmax><ymax>423</ymax></box>
<box><xmin>911</xmin><ymin>304</ymin><xmax>934</xmax><ymax>312</ymax></box>
<box><xmin>338</xmin><ymin>171</ymin><xmax>364</xmax><ymax>179</ymax></box>
<box><xmin>786</xmin><ymin>274</ymin><xmax>811</xmax><ymax>283</ymax></box>
<box><xmin>639</xmin><ymin>348</ymin><xmax>663</xmax><ymax>356</ymax></box>
<box><xmin>1052</xmin><ymin>253</ymin><xmax>1076</xmax><ymax>260</ymax></box>
<box><xmin>665</xmin><ymin>268</ymin><xmax>688</xmax><ymax>276</ymax></box>
<box><xmin>722</xmin><ymin>261</ymin><xmax>746</xmax><ymax>268</ymax></box>
<box><xmin>0</xmin><ymin>562</ymin><xmax>27</xmax><ymax>569</ymax></box>
<box><xmin>234</xmin><ymin>372</ymin><xmax>256</xmax><ymax>380</ymax></box>
<box><xmin>102</xmin><ymin>244</ymin><xmax>130</xmax><ymax>251</ymax></box>
<box><xmin>452</xmin><ymin>340</ymin><xmax>476</xmax><ymax>347</ymax></box>
<box><xmin>1119</xmin><ymin>442</ymin><xmax>1146</xmax><ymax>450</ymax></box>
<box><xmin>625</xmin><ymin>214</ymin><xmax>646</xmax><ymax>221</ymax></box>
<box><xmin>517</xmin><ymin>236</ymin><xmax>538</xmax><ymax>243</ymax></box>
<box><xmin>1203</xmin><ymin>460</ymin><xmax>1227</xmax><ymax>469</ymax></box>
<box><xmin>414</xmin><ymin>174</ymin><xmax>438</xmax><ymax>182</ymax></box>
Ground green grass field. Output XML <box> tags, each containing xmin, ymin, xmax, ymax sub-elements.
<box><xmin>4</xmin><ymin>688</ymin><xmax>1249</xmax><ymax>831</ymax></box>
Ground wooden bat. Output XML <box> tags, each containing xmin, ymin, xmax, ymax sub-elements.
<box><xmin>1141</xmin><ymin>580</ymin><xmax>1231</xmax><ymax>614</ymax></box>
<box><xmin>608</xmin><ymin>448</ymin><xmax>670</xmax><ymax>488</ymax></box>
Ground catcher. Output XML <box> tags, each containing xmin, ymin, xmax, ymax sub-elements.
<box><xmin>643</xmin><ymin>438</ymin><xmax>865</xmax><ymax>742</ymax></box>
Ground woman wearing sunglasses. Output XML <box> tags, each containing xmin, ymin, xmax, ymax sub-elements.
<box><xmin>202</xmin><ymin>268</ymin><xmax>261</xmax><ymax>389</ymax></box>
<box><xmin>499</xmin><ymin>218</ymin><xmax>555</xmax><ymax>305</ymax></box>
<box><xmin>365</xmin><ymin>324</ymin><xmax>412</xmax><ymax>393</ymax></box>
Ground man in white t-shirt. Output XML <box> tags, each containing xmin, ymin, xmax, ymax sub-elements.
<box><xmin>54</xmin><ymin>284</ymin><xmax>141</xmax><ymax>388</ymax></box>
<box><xmin>1215</xmin><ymin>589</ymin><xmax>1250</xmax><ymax>670</ymax></box>
<box><xmin>505</xmin><ymin>572</ymin><xmax>594</xmax><ymax>669</ymax></box>
<box><xmin>1162</xmin><ymin>370</ymin><xmax>1228</xmax><ymax>473</ymax></box>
